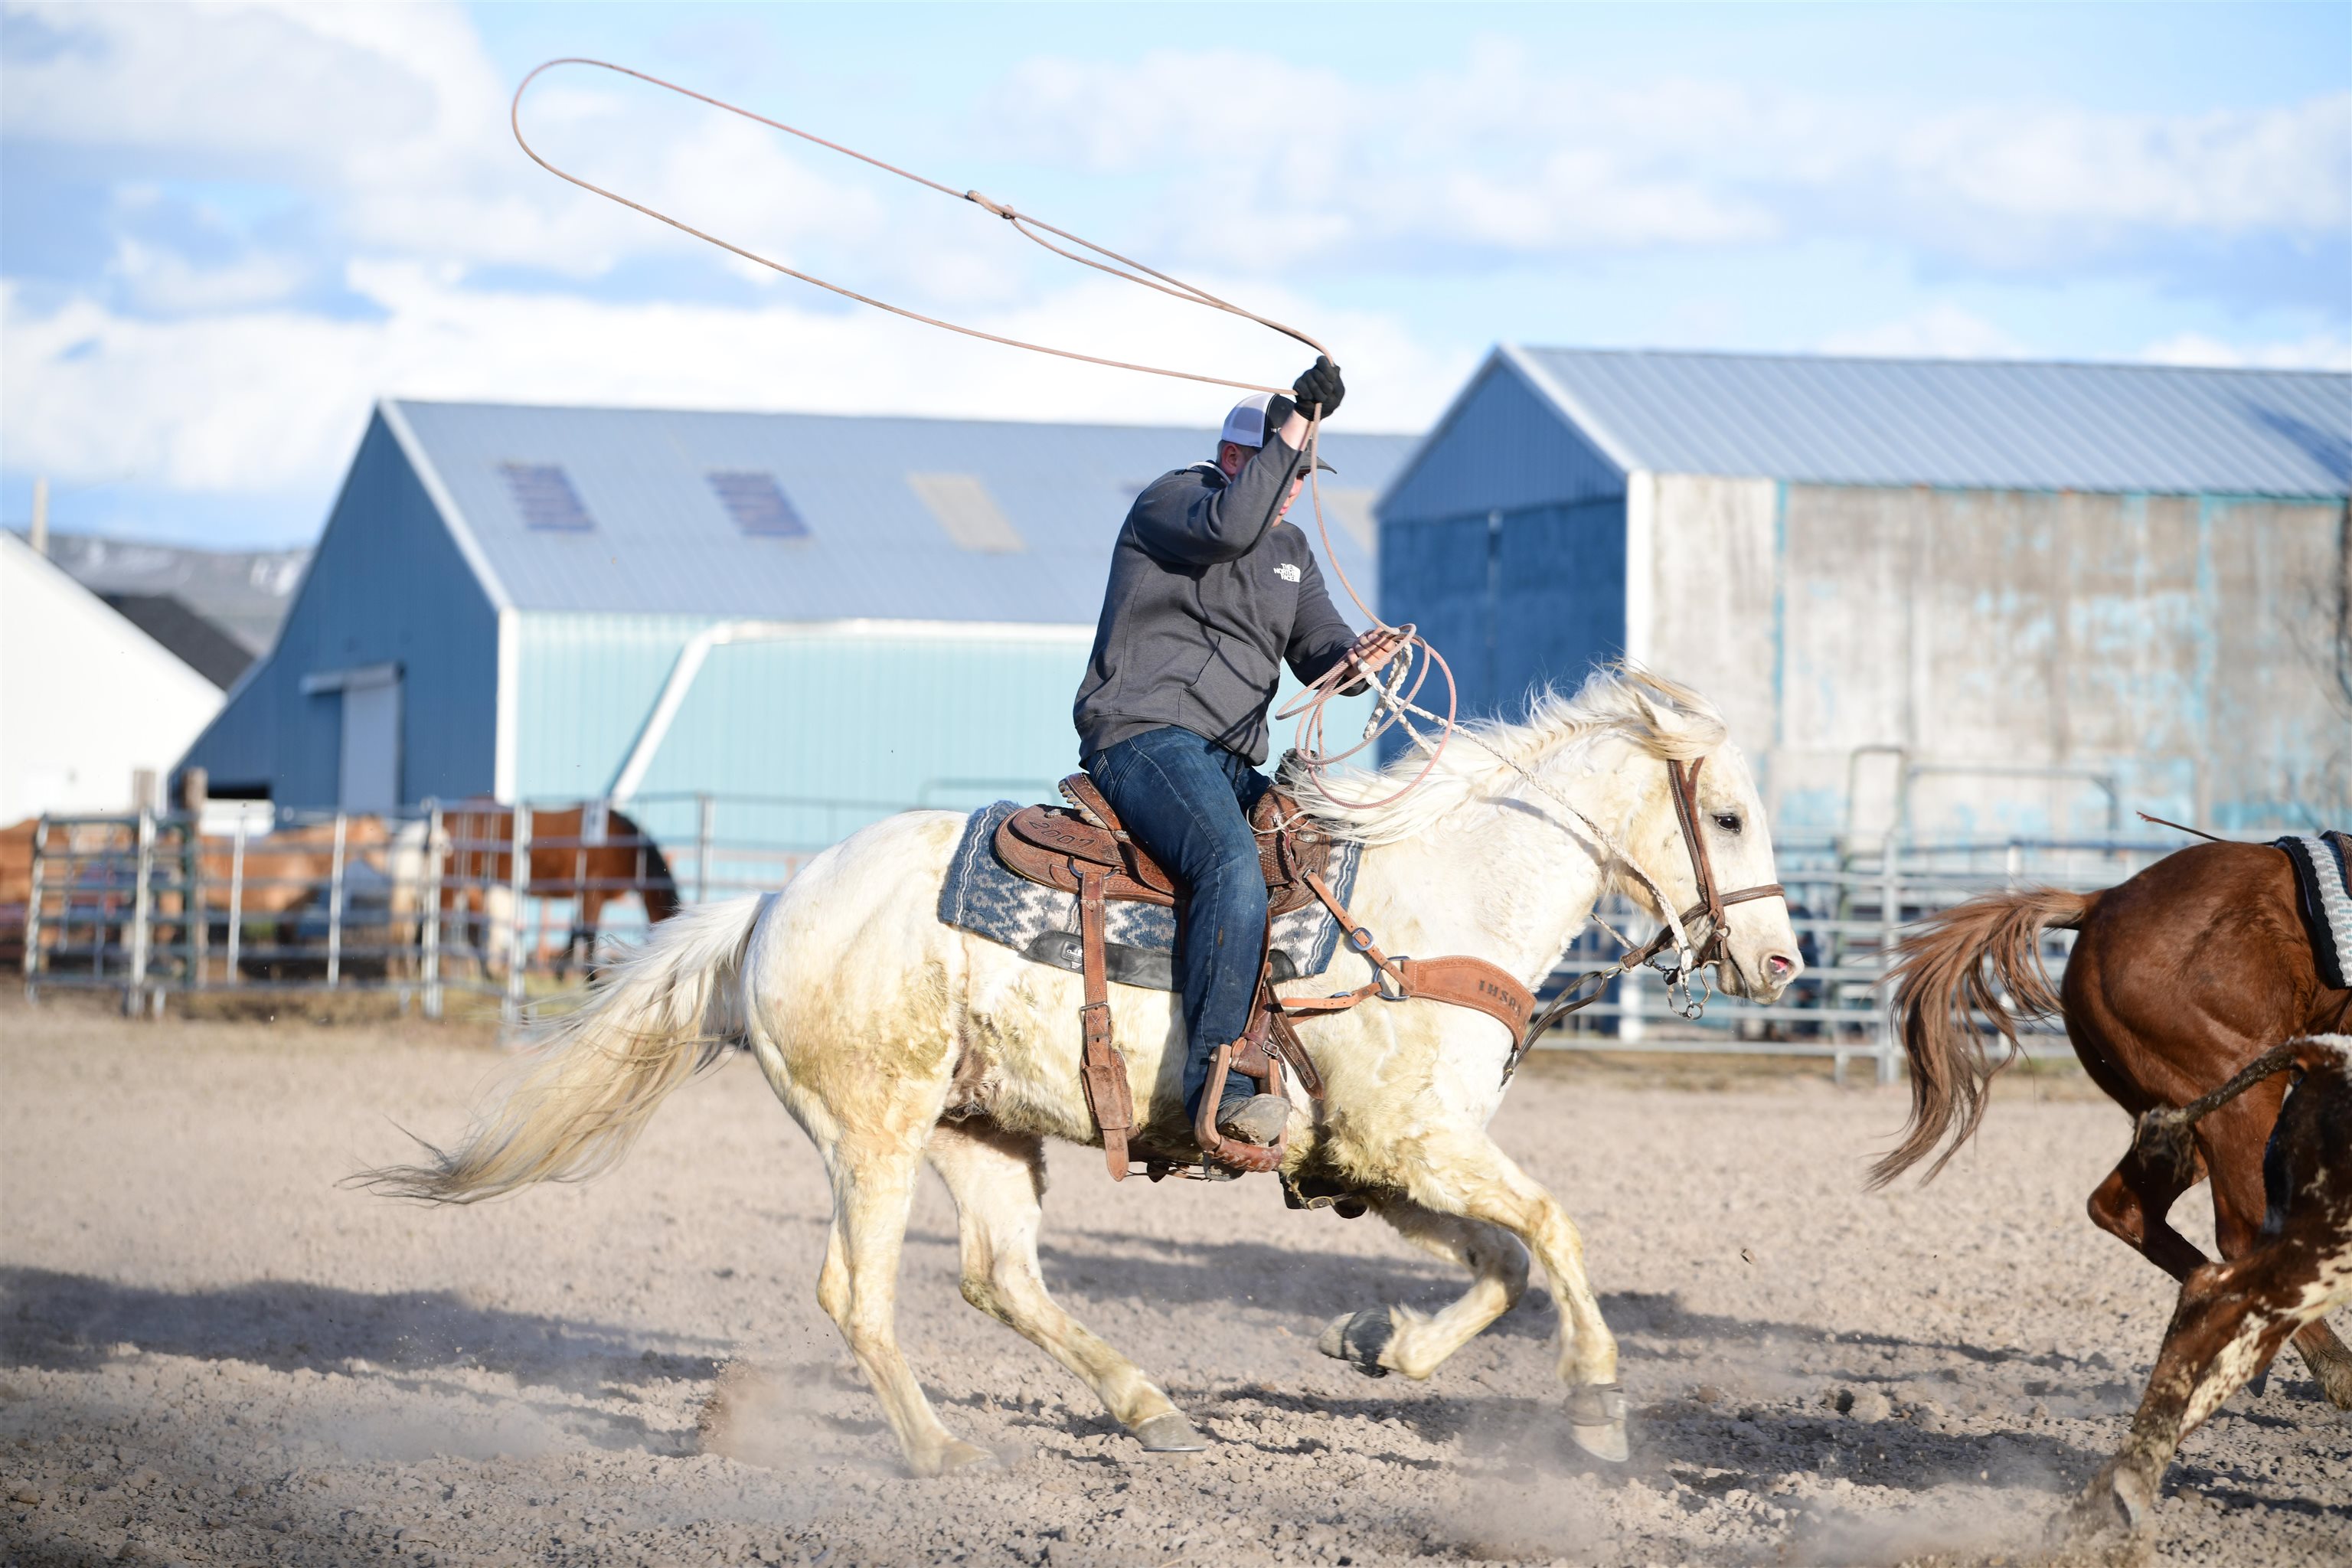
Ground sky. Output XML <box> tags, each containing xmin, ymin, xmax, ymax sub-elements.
<box><xmin>2</xmin><ymin>1</ymin><xmax>2347</xmax><ymax>548</ymax></box>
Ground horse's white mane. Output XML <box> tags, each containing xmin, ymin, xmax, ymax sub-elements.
<box><xmin>1278</xmin><ymin>664</ymin><xmax>1728</xmax><ymax>846</ymax></box>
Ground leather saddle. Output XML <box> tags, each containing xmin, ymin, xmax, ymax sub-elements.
<box><xmin>991</xmin><ymin>774</ymin><xmax>1334</xmax><ymax>1181</ymax></box>
<box><xmin>993</xmin><ymin>773</ymin><xmax>1333</xmax><ymax>917</ymax></box>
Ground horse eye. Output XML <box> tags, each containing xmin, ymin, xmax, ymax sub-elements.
<box><xmin>1713</xmin><ymin>812</ymin><xmax>1742</xmax><ymax>833</ymax></box>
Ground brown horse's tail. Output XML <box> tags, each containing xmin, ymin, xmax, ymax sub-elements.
<box><xmin>1868</xmin><ymin>886</ymin><xmax>2096</xmax><ymax>1189</ymax></box>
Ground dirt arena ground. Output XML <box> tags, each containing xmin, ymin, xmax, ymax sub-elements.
<box><xmin>2</xmin><ymin>995</ymin><xmax>2346</xmax><ymax>1567</ymax></box>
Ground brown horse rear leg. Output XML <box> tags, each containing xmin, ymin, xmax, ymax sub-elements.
<box><xmin>923</xmin><ymin>1121</ymin><xmax>1198</xmax><ymax>1451</ymax></box>
<box><xmin>2086</xmin><ymin>1153</ymin><xmax>2212</xmax><ymax>1282</ymax></box>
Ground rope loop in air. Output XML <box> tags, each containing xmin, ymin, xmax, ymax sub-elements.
<box><xmin>509</xmin><ymin>56</ymin><xmax>1460</xmax><ymax>805</ymax></box>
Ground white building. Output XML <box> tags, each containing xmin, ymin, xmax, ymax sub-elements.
<box><xmin>1</xmin><ymin>532</ymin><xmax>224</xmax><ymax>822</ymax></box>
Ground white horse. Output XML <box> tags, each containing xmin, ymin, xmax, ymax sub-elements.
<box><xmin>366</xmin><ymin>667</ymin><xmax>1802</xmax><ymax>1475</ymax></box>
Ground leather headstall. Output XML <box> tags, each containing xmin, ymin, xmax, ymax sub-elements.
<box><xmin>1512</xmin><ymin>754</ymin><xmax>1787</xmax><ymax>1073</ymax></box>
<box><xmin>1664</xmin><ymin>755</ymin><xmax>1786</xmax><ymax>972</ymax></box>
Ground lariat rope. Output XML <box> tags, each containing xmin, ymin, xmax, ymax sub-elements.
<box><xmin>511</xmin><ymin>58</ymin><xmax>1452</xmax><ymax>795</ymax></box>
<box><xmin>511</xmin><ymin>59</ymin><xmax>1330</xmax><ymax>391</ymax></box>
<box><xmin>512</xmin><ymin>58</ymin><xmax>1700</xmax><ymax>984</ymax></box>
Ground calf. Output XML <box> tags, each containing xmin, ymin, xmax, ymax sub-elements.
<box><xmin>2071</xmin><ymin>1034</ymin><xmax>2352</xmax><ymax>1534</ymax></box>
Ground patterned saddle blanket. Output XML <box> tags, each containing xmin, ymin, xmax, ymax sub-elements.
<box><xmin>2275</xmin><ymin>831</ymin><xmax>2352</xmax><ymax>991</ymax></box>
<box><xmin>938</xmin><ymin>801</ymin><xmax>1362</xmax><ymax>991</ymax></box>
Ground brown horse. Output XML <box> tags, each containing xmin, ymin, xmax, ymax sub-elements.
<box><xmin>1873</xmin><ymin>839</ymin><xmax>2352</xmax><ymax>1406</ymax></box>
<box><xmin>438</xmin><ymin>803</ymin><xmax>682</xmax><ymax>975</ymax></box>
<box><xmin>6</xmin><ymin>815</ymin><xmax>407</xmax><ymax>978</ymax></box>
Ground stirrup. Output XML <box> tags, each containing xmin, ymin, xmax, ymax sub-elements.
<box><xmin>1192</xmin><ymin>1041</ymin><xmax>1285</xmax><ymax>1174</ymax></box>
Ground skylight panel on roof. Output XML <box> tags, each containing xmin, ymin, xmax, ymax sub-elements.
<box><xmin>707</xmin><ymin>471</ymin><xmax>809</xmax><ymax>538</ymax></box>
<box><xmin>906</xmin><ymin>472</ymin><xmax>1025</xmax><ymax>554</ymax></box>
<box><xmin>499</xmin><ymin>463</ymin><xmax>593</xmax><ymax>532</ymax></box>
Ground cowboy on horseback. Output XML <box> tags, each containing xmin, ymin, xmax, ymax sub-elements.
<box><xmin>1073</xmin><ymin>357</ymin><xmax>1406</xmax><ymax>1158</ymax></box>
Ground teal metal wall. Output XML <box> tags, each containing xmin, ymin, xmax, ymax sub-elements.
<box><xmin>513</xmin><ymin>613</ymin><xmax>1089</xmax><ymax>846</ymax></box>
<box><xmin>514</xmin><ymin>612</ymin><xmax>1376</xmax><ymax>853</ymax></box>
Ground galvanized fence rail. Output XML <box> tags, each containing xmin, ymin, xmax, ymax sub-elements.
<box><xmin>1533</xmin><ymin>832</ymin><xmax>2188</xmax><ymax>1080</ymax></box>
<box><xmin>17</xmin><ymin>796</ymin><xmax>2211</xmax><ymax>1069</ymax></box>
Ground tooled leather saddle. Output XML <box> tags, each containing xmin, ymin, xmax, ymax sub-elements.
<box><xmin>994</xmin><ymin>774</ymin><xmax>1537</xmax><ymax>1183</ymax></box>
<box><xmin>994</xmin><ymin>776</ymin><xmax>1335</xmax><ymax>1180</ymax></box>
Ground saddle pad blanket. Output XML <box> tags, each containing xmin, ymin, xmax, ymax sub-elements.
<box><xmin>938</xmin><ymin>801</ymin><xmax>1362</xmax><ymax>991</ymax></box>
<box><xmin>2275</xmin><ymin>831</ymin><xmax>2352</xmax><ymax>991</ymax></box>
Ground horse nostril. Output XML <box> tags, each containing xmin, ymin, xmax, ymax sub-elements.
<box><xmin>1766</xmin><ymin>953</ymin><xmax>1795</xmax><ymax>978</ymax></box>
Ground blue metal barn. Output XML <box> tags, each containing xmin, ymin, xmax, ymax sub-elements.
<box><xmin>1376</xmin><ymin>348</ymin><xmax>2352</xmax><ymax>835</ymax></box>
<box><xmin>180</xmin><ymin>401</ymin><xmax>1413</xmax><ymax>852</ymax></box>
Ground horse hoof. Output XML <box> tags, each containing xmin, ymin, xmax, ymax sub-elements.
<box><xmin>2297</xmin><ymin>1334</ymin><xmax>2352</xmax><ymax>1410</ymax></box>
<box><xmin>2105</xmin><ymin>1469</ymin><xmax>2155</xmax><ymax>1534</ymax></box>
<box><xmin>1317</xmin><ymin>1308</ymin><xmax>1393</xmax><ymax>1378</ymax></box>
<box><xmin>927</xmin><ymin>1439</ymin><xmax>998</xmax><ymax>1476</ymax></box>
<box><xmin>1566</xmin><ymin>1382</ymin><xmax>1630</xmax><ymax>1463</ymax></box>
<box><xmin>1129</xmin><ymin>1412</ymin><xmax>1209</xmax><ymax>1452</ymax></box>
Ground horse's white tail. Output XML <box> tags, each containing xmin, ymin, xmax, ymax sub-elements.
<box><xmin>358</xmin><ymin>896</ymin><xmax>766</xmax><ymax>1204</ymax></box>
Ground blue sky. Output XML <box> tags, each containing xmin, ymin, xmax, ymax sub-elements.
<box><xmin>3</xmin><ymin>2</ymin><xmax>2346</xmax><ymax>547</ymax></box>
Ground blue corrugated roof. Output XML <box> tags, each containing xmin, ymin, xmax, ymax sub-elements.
<box><xmin>384</xmin><ymin>400</ymin><xmax>1412</xmax><ymax>622</ymax></box>
<box><xmin>1505</xmin><ymin>347</ymin><xmax>2351</xmax><ymax>497</ymax></box>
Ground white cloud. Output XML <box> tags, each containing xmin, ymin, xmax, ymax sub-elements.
<box><xmin>2</xmin><ymin>2</ymin><xmax>896</xmax><ymax>284</ymax></box>
<box><xmin>985</xmin><ymin>46</ymin><xmax>2350</xmax><ymax>270</ymax></box>
<box><xmin>105</xmin><ymin>239</ymin><xmax>308</xmax><ymax>313</ymax></box>
<box><xmin>1818</xmin><ymin>305</ymin><xmax>2033</xmax><ymax>361</ymax></box>
<box><xmin>5</xmin><ymin>3</ymin><xmax>2344</xmax><ymax>538</ymax></box>
<box><xmin>0</xmin><ymin>2</ymin><xmax>443</xmax><ymax>172</ymax></box>
<box><xmin>0</xmin><ymin>268</ymin><xmax>1460</xmax><ymax>500</ymax></box>
<box><xmin>1900</xmin><ymin>95</ymin><xmax>2351</xmax><ymax>234</ymax></box>
<box><xmin>2139</xmin><ymin>329</ymin><xmax>2352</xmax><ymax>372</ymax></box>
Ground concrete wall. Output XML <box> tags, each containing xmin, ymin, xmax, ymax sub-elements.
<box><xmin>1641</xmin><ymin>475</ymin><xmax>2351</xmax><ymax>836</ymax></box>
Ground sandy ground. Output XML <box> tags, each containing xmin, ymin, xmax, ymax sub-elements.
<box><xmin>2</xmin><ymin>995</ymin><xmax>2346</xmax><ymax>1568</ymax></box>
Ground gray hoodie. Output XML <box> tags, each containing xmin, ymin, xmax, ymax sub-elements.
<box><xmin>1073</xmin><ymin>433</ymin><xmax>1357</xmax><ymax>766</ymax></box>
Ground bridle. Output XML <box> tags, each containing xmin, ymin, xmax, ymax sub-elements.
<box><xmin>1663</xmin><ymin>754</ymin><xmax>1790</xmax><ymax>972</ymax></box>
<box><xmin>1511</xmin><ymin>754</ymin><xmax>1786</xmax><ymax>1062</ymax></box>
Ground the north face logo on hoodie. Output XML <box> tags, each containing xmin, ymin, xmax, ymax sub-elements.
<box><xmin>1276</xmin><ymin>563</ymin><xmax>1302</xmax><ymax>583</ymax></box>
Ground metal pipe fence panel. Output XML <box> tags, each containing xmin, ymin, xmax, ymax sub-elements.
<box><xmin>16</xmin><ymin>796</ymin><xmax>2216</xmax><ymax>1069</ymax></box>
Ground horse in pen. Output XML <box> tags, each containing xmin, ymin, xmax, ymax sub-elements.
<box><xmin>437</xmin><ymin>802</ymin><xmax>682</xmax><ymax>978</ymax></box>
<box><xmin>362</xmin><ymin>668</ymin><xmax>1802</xmax><ymax>1476</ymax></box>
<box><xmin>1876</xmin><ymin>830</ymin><xmax>2352</xmax><ymax>1414</ymax></box>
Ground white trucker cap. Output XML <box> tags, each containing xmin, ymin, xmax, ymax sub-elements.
<box><xmin>1220</xmin><ymin>394</ymin><xmax>1337</xmax><ymax>472</ymax></box>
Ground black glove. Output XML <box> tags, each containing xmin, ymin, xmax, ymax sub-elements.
<box><xmin>1292</xmin><ymin>356</ymin><xmax>1345</xmax><ymax>422</ymax></box>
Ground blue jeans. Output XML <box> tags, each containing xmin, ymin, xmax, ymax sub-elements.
<box><xmin>1085</xmin><ymin>727</ymin><xmax>1271</xmax><ymax>1122</ymax></box>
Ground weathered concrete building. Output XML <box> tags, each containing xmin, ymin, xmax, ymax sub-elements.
<box><xmin>1379</xmin><ymin>348</ymin><xmax>2350</xmax><ymax>837</ymax></box>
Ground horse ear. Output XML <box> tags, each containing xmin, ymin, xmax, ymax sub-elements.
<box><xmin>1622</xmin><ymin>666</ymin><xmax>1726</xmax><ymax>758</ymax></box>
<box><xmin>1628</xmin><ymin>681</ymin><xmax>1693</xmax><ymax>750</ymax></box>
